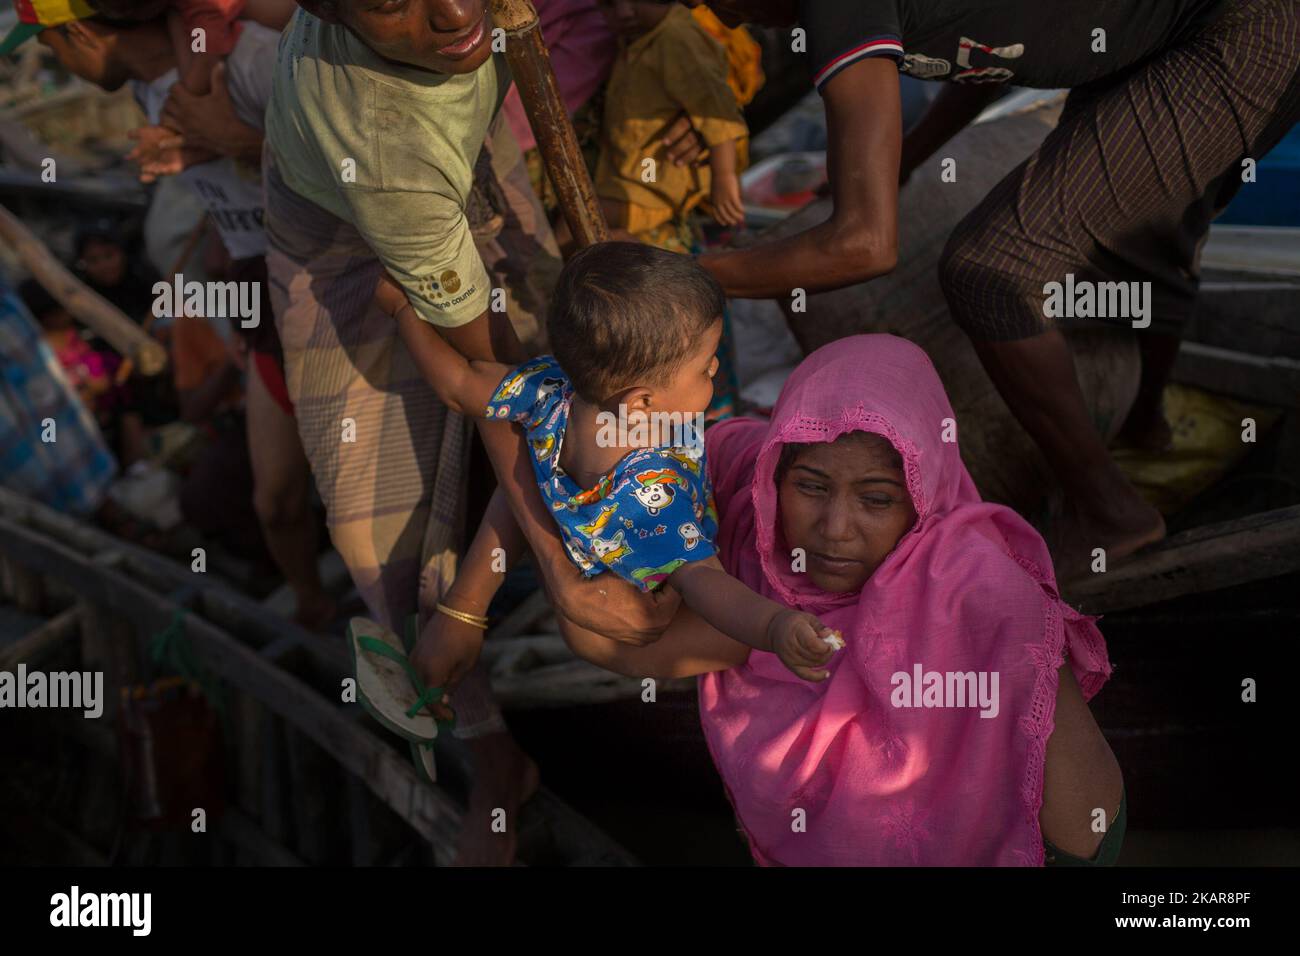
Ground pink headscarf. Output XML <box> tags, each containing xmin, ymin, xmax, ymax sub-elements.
<box><xmin>700</xmin><ymin>335</ymin><xmax>1112</xmax><ymax>866</ymax></box>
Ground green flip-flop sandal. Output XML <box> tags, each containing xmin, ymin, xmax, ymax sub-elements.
<box><xmin>347</xmin><ymin>615</ymin><xmax>453</xmax><ymax>782</ymax></box>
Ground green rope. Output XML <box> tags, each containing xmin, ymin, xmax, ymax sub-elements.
<box><xmin>149</xmin><ymin>608</ymin><xmax>228</xmax><ymax>733</ymax></box>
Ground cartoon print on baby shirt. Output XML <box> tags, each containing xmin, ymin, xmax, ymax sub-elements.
<box><xmin>591</xmin><ymin>530</ymin><xmax>632</xmax><ymax>566</ymax></box>
<box><xmin>631</xmin><ymin>558</ymin><xmax>686</xmax><ymax>590</ymax></box>
<box><xmin>492</xmin><ymin>360</ymin><xmax>552</xmax><ymax>404</ymax></box>
<box><xmin>631</xmin><ymin>467</ymin><xmax>686</xmax><ymax>516</ymax></box>
<box><xmin>678</xmin><ymin>521</ymin><xmax>703</xmax><ymax>551</ymax></box>
<box><xmin>563</xmin><ymin>534</ymin><xmax>596</xmax><ymax>572</ymax></box>
<box><xmin>577</xmin><ymin>503</ymin><xmax>619</xmax><ymax>539</ymax></box>
<box><xmin>535</xmin><ymin>376</ymin><xmax>565</xmax><ymax>406</ymax></box>
<box><xmin>569</xmin><ymin>472</ymin><xmax>615</xmax><ymax>509</ymax></box>
<box><xmin>663</xmin><ymin>449</ymin><xmax>703</xmax><ymax>477</ymax></box>
<box><xmin>531</xmin><ymin>433</ymin><xmax>557</xmax><ymax>462</ymax></box>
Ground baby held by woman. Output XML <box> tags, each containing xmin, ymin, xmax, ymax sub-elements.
<box><xmin>375</xmin><ymin>241</ymin><xmax>840</xmax><ymax>691</ymax></box>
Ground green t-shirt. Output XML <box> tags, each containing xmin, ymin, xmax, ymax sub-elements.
<box><xmin>265</xmin><ymin>9</ymin><xmax>510</xmax><ymax>327</ymax></box>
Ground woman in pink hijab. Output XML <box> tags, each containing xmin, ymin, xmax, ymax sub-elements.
<box><xmin>559</xmin><ymin>334</ymin><xmax>1125</xmax><ymax>866</ymax></box>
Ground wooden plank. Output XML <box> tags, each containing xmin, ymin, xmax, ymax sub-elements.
<box><xmin>0</xmin><ymin>553</ymin><xmax>44</xmax><ymax>613</ymax></box>
<box><xmin>1171</xmin><ymin>342</ymin><xmax>1300</xmax><ymax>408</ymax></box>
<box><xmin>489</xmin><ymin>588</ymin><xmax>552</xmax><ymax>642</ymax></box>
<box><xmin>284</xmin><ymin>726</ymin><xmax>338</xmax><ymax>864</ymax></box>
<box><xmin>219</xmin><ymin>807</ymin><xmax>305</xmax><ymax>867</ymax></box>
<box><xmin>483</xmin><ymin>633</ymin><xmax>692</xmax><ymax>708</ymax></box>
<box><xmin>259</xmin><ymin>714</ymin><xmax>291</xmax><ymax>848</ymax></box>
<box><xmin>1065</xmin><ymin>505</ymin><xmax>1300</xmax><ymax>613</ymax></box>
<box><xmin>0</xmin><ymin>492</ymin><xmax>642</xmax><ymax>866</ymax></box>
<box><xmin>0</xmin><ymin>606</ymin><xmax>79</xmax><ymax>670</ymax></box>
<box><xmin>491</xmin><ymin>658</ymin><xmax>693</xmax><ymax>709</ymax></box>
<box><xmin>0</xmin><ymin>516</ymin><xmax>466</xmax><ymax>863</ymax></box>
<box><xmin>229</xmin><ymin>689</ymin><xmax>263</xmax><ymax>820</ymax></box>
<box><xmin>0</xmin><ymin>487</ymin><xmax>349</xmax><ymax>675</ymax></box>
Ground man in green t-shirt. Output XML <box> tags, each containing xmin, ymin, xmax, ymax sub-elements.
<box><xmin>264</xmin><ymin>0</ymin><xmax>562</xmax><ymax>865</ymax></box>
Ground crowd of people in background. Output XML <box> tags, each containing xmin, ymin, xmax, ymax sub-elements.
<box><xmin>1</xmin><ymin>0</ymin><xmax>762</xmax><ymax>629</ymax></box>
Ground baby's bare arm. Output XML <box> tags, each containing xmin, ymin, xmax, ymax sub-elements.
<box><xmin>379</xmin><ymin>274</ymin><xmax>509</xmax><ymax>415</ymax></box>
<box><xmin>668</xmin><ymin>556</ymin><xmax>784</xmax><ymax>652</ymax></box>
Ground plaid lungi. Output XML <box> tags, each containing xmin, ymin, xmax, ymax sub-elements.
<box><xmin>940</xmin><ymin>0</ymin><xmax>1300</xmax><ymax>341</ymax></box>
<box><xmin>263</xmin><ymin>116</ymin><xmax>561</xmax><ymax>736</ymax></box>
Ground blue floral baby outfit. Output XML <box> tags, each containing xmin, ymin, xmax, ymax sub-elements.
<box><xmin>485</xmin><ymin>356</ymin><xmax>718</xmax><ymax>591</ymax></box>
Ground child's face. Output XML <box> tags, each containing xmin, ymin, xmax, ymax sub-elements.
<box><xmin>599</xmin><ymin>0</ymin><xmax>672</xmax><ymax>40</ymax></box>
<box><xmin>646</xmin><ymin>317</ymin><xmax>722</xmax><ymax>416</ymax></box>
<box><xmin>80</xmin><ymin>238</ymin><xmax>127</xmax><ymax>288</ymax></box>
<box><xmin>777</xmin><ymin>433</ymin><xmax>917</xmax><ymax>593</ymax></box>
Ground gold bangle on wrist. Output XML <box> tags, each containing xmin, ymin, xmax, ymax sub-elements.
<box><xmin>435</xmin><ymin>602</ymin><xmax>489</xmax><ymax>630</ymax></box>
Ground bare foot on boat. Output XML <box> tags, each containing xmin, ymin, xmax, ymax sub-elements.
<box><xmin>1050</xmin><ymin>463</ymin><xmax>1167</xmax><ymax>585</ymax></box>
<box><xmin>453</xmin><ymin>732</ymin><xmax>541</xmax><ymax>867</ymax></box>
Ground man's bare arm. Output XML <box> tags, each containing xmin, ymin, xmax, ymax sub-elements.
<box><xmin>697</xmin><ymin>57</ymin><xmax>903</xmax><ymax>298</ymax></box>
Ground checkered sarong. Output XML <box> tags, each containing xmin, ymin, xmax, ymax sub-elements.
<box><xmin>941</xmin><ymin>0</ymin><xmax>1300</xmax><ymax>341</ymax></box>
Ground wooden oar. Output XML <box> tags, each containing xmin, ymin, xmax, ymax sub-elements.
<box><xmin>491</xmin><ymin>0</ymin><xmax>608</xmax><ymax>249</ymax></box>
<box><xmin>0</xmin><ymin>202</ymin><xmax>167</xmax><ymax>376</ymax></box>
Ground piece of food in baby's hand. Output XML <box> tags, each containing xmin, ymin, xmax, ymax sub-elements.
<box><xmin>822</xmin><ymin>629</ymin><xmax>845</xmax><ymax>651</ymax></box>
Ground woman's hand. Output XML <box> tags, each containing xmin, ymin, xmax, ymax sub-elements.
<box><xmin>767</xmin><ymin>609</ymin><xmax>837</xmax><ymax>681</ymax></box>
<box><xmin>410</xmin><ymin>612</ymin><xmax>486</xmax><ymax>721</ymax></box>
<box><xmin>548</xmin><ymin>562</ymin><xmax>681</xmax><ymax>647</ymax></box>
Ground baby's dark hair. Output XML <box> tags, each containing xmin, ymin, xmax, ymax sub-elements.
<box><xmin>547</xmin><ymin>241</ymin><xmax>724</xmax><ymax>404</ymax></box>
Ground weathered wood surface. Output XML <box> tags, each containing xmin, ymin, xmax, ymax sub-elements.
<box><xmin>1171</xmin><ymin>341</ymin><xmax>1300</xmax><ymax>409</ymax></box>
<box><xmin>0</xmin><ymin>606</ymin><xmax>80</xmax><ymax>670</ymax></box>
<box><xmin>482</xmin><ymin>632</ymin><xmax>694</xmax><ymax>708</ymax></box>
<box><xmin>0</xmin><ymin>490</ymin><xmax>640</xmax><ymax>865</ymax></box>
<box><xmin>762</xmin><ymin>104</ymin><xmax>1141</xmax><ymax>514</ymax></box>
<box><xmin>1065</xmin><ymin>505</ymin><xmax>1300</xmax><ymax>614</ymax></box>
<box><xmin>489</xmin><ymin>588</ymin><xmax>552</xmax><ymax>642</ymax></box>
<box><xmin>1192</xmin><ymin>279</ymin><xmax>1300</xmax><ymax>360</ymax></box>
<box><xmin>0</xmin><ymin>202</ymin><xmax>167</xmax><ymax>375</ymax></box>
<box><xmin>0</xmin><ymin>516</ymin><xmax>466</xmax><ymax>862</ymax></box>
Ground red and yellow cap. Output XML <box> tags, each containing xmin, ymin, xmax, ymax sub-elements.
<box><xmin>1</xmin><ymin>0</ymin><xmax>98</xmax><ymax>56</ymax></box>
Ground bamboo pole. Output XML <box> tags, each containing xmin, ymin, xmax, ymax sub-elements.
<box><xmin>491</xmin><ymin>0</ymin><xmax>608</xmax><ymax>248</ymax></box>
<box><xmin>0</xmin><ymin>202</ymin><xmax>168</xmax><ymax>376</ymax></box>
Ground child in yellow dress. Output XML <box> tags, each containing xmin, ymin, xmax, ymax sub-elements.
<box><xmin>594</xmin><ymin>1</ymin><xmax>749</xmax><ymax>242</ymax></box>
